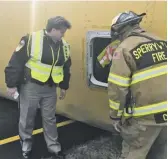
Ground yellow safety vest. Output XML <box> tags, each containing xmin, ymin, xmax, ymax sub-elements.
<box><xmin>25</xmin><ymin>30</ymin><xmax>70</xmax><ymax>84</ymax></box>
<box><xmin>97</xmin><ymin>39</ymin><xmax>120</xmax><ymax>68</ymax></box>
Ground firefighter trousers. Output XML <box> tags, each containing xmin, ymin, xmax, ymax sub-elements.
<box><xmin>19</xmin><ymin>81</ymin><xmax>61</xmax><ymax>154</ymax></box>
<box><xmin>119</xmin><ymin>118</ymin><xmax>167</xmax><ymax>159</ymax></box>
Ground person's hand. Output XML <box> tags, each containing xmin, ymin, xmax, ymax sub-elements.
<box><xmin>59</xmin><ymin>89</ymin><xmax>66</xmax><ymax>100</ymax></box>
<box><xmin>7</xmin><ymin>87</ymin><xmax>17</xmax><ymax>97</ymax></box>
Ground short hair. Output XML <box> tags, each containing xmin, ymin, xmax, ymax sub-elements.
<box><xmin>46</xmin><ymin>16</ymin><xmax>72</xmax><ymax>32</ymax></box>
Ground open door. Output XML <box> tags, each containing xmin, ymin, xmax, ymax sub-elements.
<box><xmin>86</xmin><ymin>31</ymin><xmax>112</xmax><ymax>88</ymax></box>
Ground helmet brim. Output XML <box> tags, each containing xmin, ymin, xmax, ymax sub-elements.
<box><xmin>112</xmin><ymin>13</ymin><xmax>146</xmax><ymax>30</ymax></box>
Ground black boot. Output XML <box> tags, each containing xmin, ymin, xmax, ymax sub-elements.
<box><xmin>54</xmin><ymin>151</ymin><xmax>65</xmax><ymax>159</ymax></box>
<box><xmin>41</xmin><ymin>151</ymin><xmax>65</xmax><ymax>159</ymax></box>
<box><xmin>19</xmin><ymin>151</ymin><xmax>31</xmax><ymax>159</ymax></box>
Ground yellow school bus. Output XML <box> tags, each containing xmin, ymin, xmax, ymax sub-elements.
<box><xmin>0</xmin><ymin>1</ymin><xmax>166</xmax><ymax>131</ymax></box>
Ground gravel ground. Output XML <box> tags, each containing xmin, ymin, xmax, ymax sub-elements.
<box><xmin>65</xmin><ymin>132</ymin><xmax>122</xmax><ymax>159</ymax></box>
<box><xmin>65</xmin><ymin>130</ymin><xmax>167</xmax><ymax>159</ymax></box>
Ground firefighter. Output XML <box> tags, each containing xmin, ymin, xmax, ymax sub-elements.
<box><xmin>108</xmin><ymin>11</ymin><xmax>167</xmax><ymax>159</ymax></box>
<box><xmin>4</xmin><ymin>16</ymin><xmax>72</xmax><ymax>159</ymax></box>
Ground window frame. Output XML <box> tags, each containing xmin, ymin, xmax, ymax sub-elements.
<box><xmin>86</xmin><ymin>31</ymin><xmax>111</xmax><ymax>88</ymax></box>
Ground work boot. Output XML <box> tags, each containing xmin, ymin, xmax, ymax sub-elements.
<box><xmin>41</xmin><ymin>151</ymin><xmax>65</xmax><ymax>159</ymax></box>
<box><xmin>18</xmin><ymin>151</ymin><xmax>31</xmax><ymax>159</ymax></box>
<box><xmin>21</xmin><ymin>156</ymin><xmax>29</xmax><ymax>159</ymax></box>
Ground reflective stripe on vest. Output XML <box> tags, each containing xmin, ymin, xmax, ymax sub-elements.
<box><xmin>30</xmin><ymin>30</ymin><xmax>44</xmax><ymax>60</ymax></box>
<box><xmin>124</xmin><ymin>101</ymin><xmax>167</xmax><ymax>117</ymax></box>
<box><xmin>25</xmin><ymin>30</ymin><xmax>70</xmax><ymax>83</ymax></box>
<box><xmin>108</xmin><ymin>73</ymin><xmax>131</xmax><ymax>87</ymax></box>
<box><xmin>62</xmin><ymin>39</ymin><xmax>70</xmax><ymax>62</ymax></box>
<box><xmin>131</xmin><ymin>65</ymin><xmax>167</xmax><ymax>85</ymax></box>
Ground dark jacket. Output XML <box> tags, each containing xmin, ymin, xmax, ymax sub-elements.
<box><xmin>4</xmin><ymin>31</ymin><xmax>71</xmax><ymax>90</ymax></box>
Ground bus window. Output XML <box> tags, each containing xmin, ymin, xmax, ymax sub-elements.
<box><xmin>86</xmin><ymin>31</ymin><xmax>111</xmax><ymax>88</ymax></box>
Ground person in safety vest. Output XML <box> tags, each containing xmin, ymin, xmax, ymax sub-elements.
<box><xmin>108</xmin><ymin>11</ymin><xmax>167</xmax><ymax>159</ymax></box>
<box><xmin>5</xmin><ymin>16</ymin><xmax>72</xmax><ymax>159</ymax></box>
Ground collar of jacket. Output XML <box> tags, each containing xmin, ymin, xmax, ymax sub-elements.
<box><xmin>120</xmin><ymin>25</ymin><xmax>145</xmax><ymax>41</ymax></box>
<box><xmin>43</xmin><ymin>29</ymin><xmax>62</xmax><ymax>45</ymax></box>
